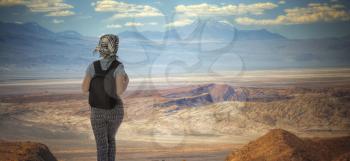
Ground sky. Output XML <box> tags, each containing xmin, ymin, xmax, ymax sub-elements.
<box><xmin>0</xmin><ymin>0</ymin><xmax>350</xmax><ymax>39</ymax></box>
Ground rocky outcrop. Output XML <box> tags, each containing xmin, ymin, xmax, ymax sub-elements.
<box><xmin>0</xmin><ymin>139</ymin><xmax>57</xmax><ymax>161</ymax></box>
<box><xmin>156</xmin><ymin>83</ymin><xmax>238</xmax><ymax>108</ymax></box>
<box><xmin>225</xmin><ymin>129</ymin><xmax>350</xmax><ymax>161</ymax></box>
<box><xmin>155</xmin><ymin>83</ymin><xmax>293</xmax><ymax>108</ymax></box>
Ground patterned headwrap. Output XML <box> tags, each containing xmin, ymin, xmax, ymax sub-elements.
<box><xmin>93</xmin><ymin>34</ymin><xmax>119</xmax><ymax>58</ymax></box>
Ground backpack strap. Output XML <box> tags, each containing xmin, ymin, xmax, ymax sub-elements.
<box><xmin>106</xmin><ymin>60</ymin><xmax>121</xmax><ymax>74</ymax></box>
<box><xmin>93</xmin><ymin>60</ymin><xmax>121</xmax><ymax>76</ymax></box>
<box><xmin>93</xmin><ymin>60</ymin><xmax>104</xmax><ymax>76</ymax></box>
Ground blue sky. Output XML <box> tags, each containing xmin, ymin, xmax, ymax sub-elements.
<box><xmin>1</xmin><ymin>0</ymin><xmax>350</xmax><ymax>39</ymax></box>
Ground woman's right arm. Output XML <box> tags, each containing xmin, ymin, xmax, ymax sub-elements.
<box><xmin>82</xmin><ymin>63</ymin><xmax>93</xmax><ymax>94</ymax></box>
<box><xmin>82</xmin><ymin>74</ymin><xmax>91</xmax><ymax>94</ymax></box>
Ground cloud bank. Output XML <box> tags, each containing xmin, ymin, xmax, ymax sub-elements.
<box><xmin>235</xmin><ymin>3</ymin><xmax>350</xmax><ymax>25</ymax></box>
<box><xmin>0</xmin><ymin>0</ymin><xmax>75</xmax><ymax>17</ymax></box>
<box><xmin>94</xmin><ymin>0</ymin><xmax>163</xmax><ymax>19</ymax></box>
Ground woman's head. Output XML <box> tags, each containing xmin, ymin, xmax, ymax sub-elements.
<box><xmin>94</xmin><ymin>34</ymin><xmax>119</xmax><ymax>59</ymax></box>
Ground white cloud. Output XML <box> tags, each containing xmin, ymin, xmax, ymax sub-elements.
<box><xmin>167</xmin><ymin>2</ymin><xmax>278</xmax><ymax>28</ymax></box>
<box><xmin>165</xmin><ymin>18</ymin><xmax>193</xmax><ymax>27</ymax></box>
<box><xmin>235</xmin><ymin>3</ymin><xmax>350</xmax><ymax>25</ymax></box>
<box><xmin>26</xmin><ymin>0</ymin><xmax>73</xmax><ymax>12</ymax></box>
<box><xmin>0</xmin><ymin>0</ymin><xmax>75</xmax><ymax>17</ymax></box>
<box><xmin>106</xmin><ymin>24</ymin><xmax>122</xmax><ymax>28</ymax></box>
<box><xmin>95</xmin><ymin>0</ymin><xmax>163</xmax><ymax>19</ymax></box>
<box><xmin>278</xmin><ymin>0</ymin><xmax>286</xmax><ymax>4</ymax></box>
<box><xmin>52</xmin><ymin>19</ymin><xmax>64</xmax><ymax>24</ymax></box>
<box><xmin>125</xmin><ymin>22</ymin><xmax>144</xmax><ymax>27</ymax></box>
<box><xmin>175</xmin><ymin>2</ymin><xmax>278</xmax><ymax>17</ymax></box>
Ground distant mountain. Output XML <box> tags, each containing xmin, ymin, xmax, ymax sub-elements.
<box><xmin>0</xmin><ymin>20</ymin><xmax>350</xmax><ymax>80</ymax></box>
<box><xmin>119</xmin><ymin>19</ymin><xmax>286</xmax><ymax>41</ymax></box>
<box><xmin>0</xmin><ymin>21</ymin><xmax>85</xmax><ymax>40</ymax></box>
<box><xmin>0</xmin><ymin>21</ymin><xmax>55</xmax><ymax>37</ymax></box>
<box><xmin>236</xmin><ymin>28</ymin><xmax>286</xmax><ymax>40</ymax></box>
<box><xmin>0</xmin><ymin>21</ymin><xmax>96</xmax><ymax>73</ymax></box>
<box><xmin>56</xmin><ymin>30</ymin><xmax>82</xmax><ymax>39</ymax></box>
<box><xmin>2</xmin><ymin>19</ymin><xmax>284</xmax><ymax>42</ymax></box>
<box><xmin>177</xmin><ymin>19</ymin><xmax>286</xmax><ymax>41</ymax></box>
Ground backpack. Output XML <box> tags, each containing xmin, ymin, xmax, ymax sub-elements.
<box><xmin>88</xmin><ymin>59</ymin><xmax>123</xmax><ymax>109</ymax></box>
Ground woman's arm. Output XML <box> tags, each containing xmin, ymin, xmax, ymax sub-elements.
<box><xmin>116</xmin><ymin>73</ymin><xmax>129</xmax><ymax>96</ymax></box>
<box><xmin>82</xmin><ymin>74</ymin><xmax>92</xmax><ymax>94</ymax></box>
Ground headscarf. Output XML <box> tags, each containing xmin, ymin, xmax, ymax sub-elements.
<box><xmin>93</xmin><ymin>34</ymin><xmax>119</xmax><ymax>58</ymax></box>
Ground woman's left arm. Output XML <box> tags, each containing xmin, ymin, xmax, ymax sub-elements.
<box><xmin>123</xmin><ymin>73</ymin><xmax>129</xmax><ymax>91</ymax></box>
<box><xmin>116</xmin><ymin>73</ymin><xmax>129</xmax><ymax>96</ymax></box>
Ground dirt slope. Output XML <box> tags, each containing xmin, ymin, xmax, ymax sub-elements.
<box><xmin>225</xmin><ymin>129</ymin><xmax>350</xmax><ymax>161</ymax></box>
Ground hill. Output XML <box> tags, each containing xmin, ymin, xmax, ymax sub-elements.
<box><xmin>225</xmin><ymin>129</ymin><xmax>350</xmax><ymax>161</ymax></box>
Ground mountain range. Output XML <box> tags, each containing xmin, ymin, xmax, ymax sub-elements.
<box><xmin>0</xmin><ymin>20</ymin><xmax>349</xmax><ymax>80</ymax></box>
<box><xmin>119</xmin><ymin>19</ymin><xmax>286</xmax><ymax>41</ymax></box>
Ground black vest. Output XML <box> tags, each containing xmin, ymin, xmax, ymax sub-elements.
<box><xmin>88</xmin><ymin>59</ymin><xmax>123</xmax><ymax>109</ymax></box>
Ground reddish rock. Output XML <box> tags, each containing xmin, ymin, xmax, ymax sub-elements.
<box><xmin>0</xmin><ymin>139</ymin><xmax>57</xmax><ymax>161</ymax></box>
<box><xmin>226</xmin><ymin>129</ymin><xmax>350</xmax><ymax>161</ymax></box>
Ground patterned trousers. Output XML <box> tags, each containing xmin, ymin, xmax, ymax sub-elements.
<box><xmin>90</xmin><ymin>105</ymin><xmax>124</xmax><ymax>161</ymax></box>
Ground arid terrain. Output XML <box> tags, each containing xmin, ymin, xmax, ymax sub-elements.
<box><xmin>226</xmin><ymin>129</ymin><xmax>350</xmax><ymax>161</ymax></box>
<box><xmin>0</xmin><ymin>68</ymin><xmax>349</xmax><ymax>161</ymax></box>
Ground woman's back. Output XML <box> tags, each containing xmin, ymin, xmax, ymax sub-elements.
<box><xmin>85</xmin><ymin>55</ymin><xmax>126</xmax><ymax>78</ymax></box>
<box><xmin>82</xmin><ymin>34</ymin><xmax>128</xmax><ymax>161</ymax></box>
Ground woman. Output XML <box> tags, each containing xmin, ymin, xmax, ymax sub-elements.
<box><xmin>81</xmin><ymin>34</ymin><xmax>129</xmax><ymax>161</ymax></box>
